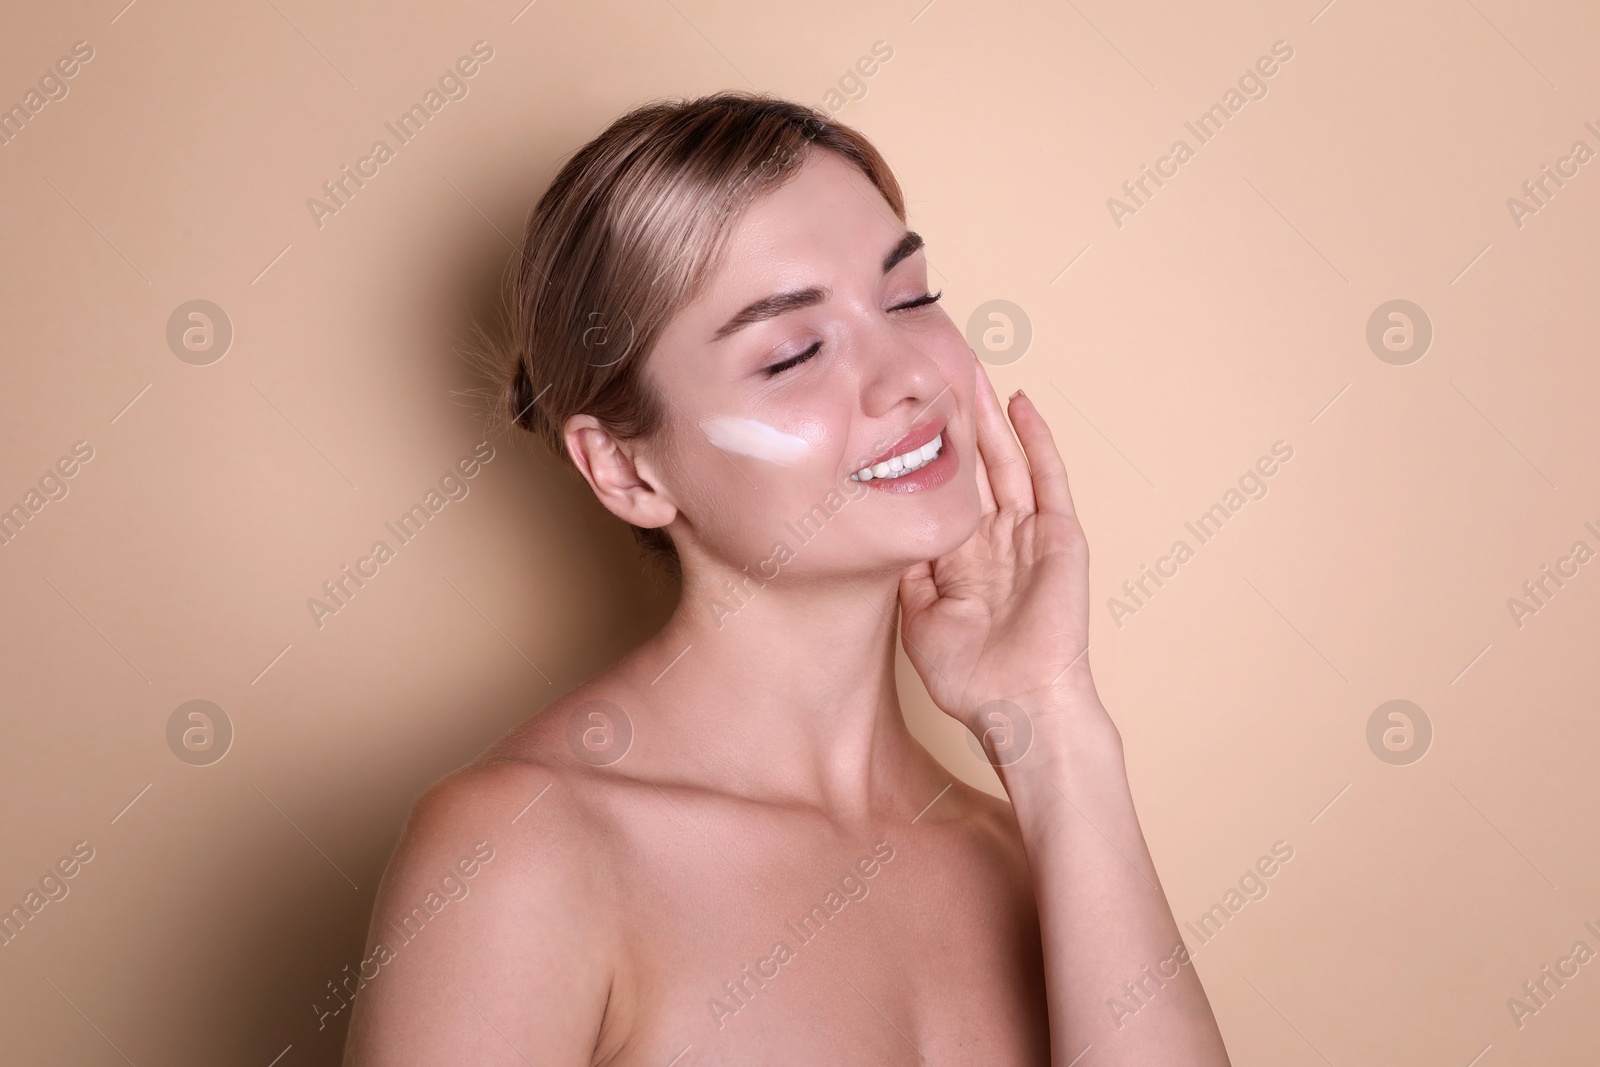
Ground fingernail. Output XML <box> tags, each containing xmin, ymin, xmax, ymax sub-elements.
<box><xmin>1009</xmin><ymin>388</ymin><xmax>1025</xmax><ymax>400</ymax></box>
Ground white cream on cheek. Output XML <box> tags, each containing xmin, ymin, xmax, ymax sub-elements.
<box><xmin>699</xmin><ymin>415</ymin><xmax>812</xmax><ymax>466</ymax></box>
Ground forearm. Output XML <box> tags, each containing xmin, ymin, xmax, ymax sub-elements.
<box><xmin>998</xmin><ymin>699</ymin><xmax>1230</xmax><ymax>1066</ymax></box>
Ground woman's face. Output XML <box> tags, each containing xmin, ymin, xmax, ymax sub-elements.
<box><xmin>638</xmin><ymin>149</ymin><xmax>982</xmax><ymax>579</ymax></box>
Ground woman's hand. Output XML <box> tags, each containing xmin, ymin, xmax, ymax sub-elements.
<box><xmin>900</xmin><ymin>357</ymin><xmax>1232</xmax><ymax>1067</ymax></box>
<box><xmin>897</xmin><ymin>352</ymin><xmax>1107</xmax><ymax>747</ymax></box>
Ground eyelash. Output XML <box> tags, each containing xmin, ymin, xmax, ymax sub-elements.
<box><xmin>763</xmin><ymin>290</ymin><xmax>944</xmax><ymax>377</ymax></box>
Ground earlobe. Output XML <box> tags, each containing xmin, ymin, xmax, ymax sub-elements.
<box><xmin>563</xmin><ymin>416</ymin><xmax>678</xmax><ymax>532</ymax></box>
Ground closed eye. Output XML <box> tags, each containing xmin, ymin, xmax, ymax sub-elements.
<box><xmin>892</xmin><ymin>289</ymin><xmax>943</xmax><ymax>312</ymax></box>
<box><xmin>762</xmin><ymin>290</ymin><xmax>944</xmax><ymax>378</ymax></box>
<box><xmin>764</xmin><ymin>340</ymin><xmax>822</xmax><ymax>377</ymax></box>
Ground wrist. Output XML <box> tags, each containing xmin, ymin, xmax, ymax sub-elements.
<box><xmin>968</xmin><ymin>691</ymin><xmax>1126</xmax><ymax>795</ymax></box>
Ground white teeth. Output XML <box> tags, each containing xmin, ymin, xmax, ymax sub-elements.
<box><xmin>850</xmin><ymin>433</ymin><xmax>943</xmax><ymax>481</ymax></box>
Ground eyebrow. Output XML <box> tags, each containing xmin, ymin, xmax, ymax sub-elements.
<box><xmin>708</xmin><ymin>230</ymin><xmax>925</xmax><ymax>343</ymax></box>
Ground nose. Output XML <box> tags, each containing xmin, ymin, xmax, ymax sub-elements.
<box><xmin>855</xmin><ymin>321</ymin><xmax>947</xmax><ymax>423</ymax></box>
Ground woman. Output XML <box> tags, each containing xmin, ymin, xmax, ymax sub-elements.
<box><xmin>342</xmin><ymin>91</ymin><xmax>1231</xmax><ymax>1065</ymax></box>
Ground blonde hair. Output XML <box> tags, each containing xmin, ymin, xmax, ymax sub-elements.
<box><xmin>490</xmin><ymin>90</ymin><xmax>906</xmax><ymax>578</ymax></box>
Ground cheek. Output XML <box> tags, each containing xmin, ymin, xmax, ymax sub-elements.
<box><xmin>674</xmin><ymin>415</ymin><xmax>843</xmax><ymax>545</ymax></box>
<box><xmin>698</xmin><ymin>415</ymin><xmax>812</xmax><ymax>465</ymax></box>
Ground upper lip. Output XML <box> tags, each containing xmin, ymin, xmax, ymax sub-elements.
<box><xmin>852</xmin><ymin>418</ymin><xmax>946</xmax><ymax>473</ymax></box>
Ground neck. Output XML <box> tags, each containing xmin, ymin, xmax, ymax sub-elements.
<box><xmin>609</xmin><ymin>558</ymin><xmax>935</xmax><ymax>819</ymax></box>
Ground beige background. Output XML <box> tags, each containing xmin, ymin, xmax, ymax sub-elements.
<box><xmin>2</xmin><ymin>0</ymin><xmax>1597</xmax><ymax>1063</ymax></box>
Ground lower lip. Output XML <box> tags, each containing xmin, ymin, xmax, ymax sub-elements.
<box><xmin>850</xmin><ymin>436</ymin><xmax>957</xmax><ymax>494</ymax></box>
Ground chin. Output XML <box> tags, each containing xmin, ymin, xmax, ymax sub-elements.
<box><xmin>932</xmin><ymin>496</ymin><xmax>984</xmax><ymax>559</ymax></box>
<box><xmin>866</xmin><ymin>499</ymin><xmax>985</xmax><ymax>571</ymax></box>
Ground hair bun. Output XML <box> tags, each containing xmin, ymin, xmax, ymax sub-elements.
<box><xmin>508</xmin><ymin>359</ymin><xmax>542</xmax><ymax>433</ymax></box>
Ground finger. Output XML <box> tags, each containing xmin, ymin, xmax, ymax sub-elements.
<box><xmin>1007</xmin><ymin>389</ymin><xmax>1077</xmax><ymax>520</ymax></box>
<box><xmin>971</xmin><ymin>418</ymin><xmax>998</xmax><ymax>513</ymax></box>
<box><xmin>963</xmin><ymin>352</ymin><xmax>999</xmax><ymax>513</ymax></box>
<box><xmin>971</xmin><ymin>351</ymin><xmax>1034</xmax><ymax>513</ymax></box>
<box><xmin>897</xmin><ymin>560</ymin><xmax>938</xmax><ymax>617</ymax></box>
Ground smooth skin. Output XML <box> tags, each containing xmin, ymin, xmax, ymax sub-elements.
<box><xmin>341</xmin><ymin>151</ymin><xmax>1230</xmax><ymax>1065</ymax></box>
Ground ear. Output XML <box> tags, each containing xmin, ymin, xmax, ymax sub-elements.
<box><xmin>562</xmin><ymin>414</ymin><xmax>678</xmax><ymax>532</ymax></box>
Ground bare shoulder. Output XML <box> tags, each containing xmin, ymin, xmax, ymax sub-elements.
<box><xmin>407</xmin><ymin>677</ymin><xmax>656</xmax><ymax>843</ymax></box>
<box><xmin>944</xmin><ymin>778</ymin><xmax>1036</xmax><ymax>890</ymax></box>
<box><xmin>390</xmin><ymin>683</ymin><xmax>640</xmax><ymax>888</ymax></box>
<box><xmin>341</xmin><ymin>687</ymin><xmax>639</xmax><ymax>1066</ymax></box>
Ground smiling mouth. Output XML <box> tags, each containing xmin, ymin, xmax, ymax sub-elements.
<box><xmin>848</xmin><ymin>420</ymin><xmax>946</xmax><ymax>482</ymax></box>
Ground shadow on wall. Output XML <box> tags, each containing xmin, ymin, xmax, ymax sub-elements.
<box><xmin>240</xmin><ymin>203</ymin><xmax>678</xmax><ymax>1065</ymax></box>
